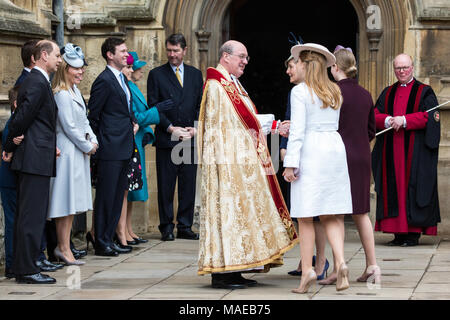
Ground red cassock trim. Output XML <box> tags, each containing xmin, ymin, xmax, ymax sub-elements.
<box><xmin>382</xmin><ymin>85</ymin><xmax>393</xmax><ymax>218</ymax></box>
<box><xmin>206</xmin><ymin>68</ymin><xmax>297</xmax><ymax>241</ymax></box>
<box><xmin>405</xmin><ymin>85</ymin><xmax>425</xmax><ymax>188</ymax></box>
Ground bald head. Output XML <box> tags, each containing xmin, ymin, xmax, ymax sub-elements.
<box><xmin>393</xmin><ymin>54</ymin><xmax>413</xmax><ymax>68</ymax></box>
<box><xmin>219</xmin><ymin>40</ymin><xmax>249</xmax><ymax>78</ymax></box>
<box><xmin>393</xmin><ymin>54</ymin><xmax>414</xmax><ymax>84</ymax></box>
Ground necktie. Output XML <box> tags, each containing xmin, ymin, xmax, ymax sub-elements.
<box><xmin>176</xmin><ymin>66</ymin><xmax>183</xmax><ymax>87</ymax></box>
<box><xmin>119</xmin><ymin>72</ymin><xmax>130</xmax><ymax>111</ymax></box>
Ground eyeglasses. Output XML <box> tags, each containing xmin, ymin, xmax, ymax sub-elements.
<box><xmin>229</xmin><ymin>53</ymin><xmax>250</xmax><ymax>62</ymax></box>
<box><xmin>394</xmin><ymin>66</ymin><xmax>412</xmax><ymax>72</ymax></box>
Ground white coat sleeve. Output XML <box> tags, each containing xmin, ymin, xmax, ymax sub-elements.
<box><xmin>283</xmin><ymin>85</ymin><xmax>306</xmax><ymax>169</ymax></box>
<box><xmin>255</xmin><ymin>114</ymin><xmax>275</xmax><ymax>135</ymax></box>
<box><xmin>55</xmin><ymin>91</ymin><xmax>94</xmax><ymax>154</ymax></box>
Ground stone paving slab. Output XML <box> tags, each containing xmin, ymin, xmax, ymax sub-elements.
<box><xmin>1</xmin><ymin>231</ymin><xmax>449</xmax><ymax>300</ymax></box>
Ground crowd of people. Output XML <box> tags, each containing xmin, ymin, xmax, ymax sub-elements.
<box><xmin>0</xmin><ymin>33</ymin><xmax>441</xmax><ymax>293</ymax></box>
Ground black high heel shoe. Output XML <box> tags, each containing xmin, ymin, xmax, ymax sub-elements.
<box><xmin>86</xmin><ymin>231</ymin><xmax>95</xmax><ymax>251</ymax></box>
<box><xmin>133</xmin><ymin>237</ymin><xmax>148</xmax><ymax>244</ymax></box>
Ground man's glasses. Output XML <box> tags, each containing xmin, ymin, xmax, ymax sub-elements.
<box><xmin>394</xmin><ymin>66</ymin><xmax>412</xmax><ymax>72</ymax></box>
<box><xmin>229</xmin><ymin>53</ymin><xmax>250</xmax><ymax>62</ymax></box>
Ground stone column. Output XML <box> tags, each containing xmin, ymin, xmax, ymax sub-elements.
<box><xmin>366</xmin><ymin>29</ymin><xmax>383</xmax><ymax>101</ymax></box>
<box><xmin>196</xmin><ymin>29</ymin><xmax>211</xmax><ymax>77</ymax></box>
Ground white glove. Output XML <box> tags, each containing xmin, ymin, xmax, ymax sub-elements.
<box><xmin>256</xmin><ymin>114</ymin><xmax>275</xmax><ymax>135</ymax></box>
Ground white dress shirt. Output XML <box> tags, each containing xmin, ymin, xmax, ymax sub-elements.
<box><xmin>33</xmin><ymin>66</ymin><xmax>50</xmax><ymax>83</ymax></box>
<box><xmin>107</xmin><ymin>65</ymin><xmax>131</xmax><ymax>102</ymax></box>
<box><xmin>170</xmin><ymin>62</ymin><xmax>184</xmax><ymax>86</ymax></box>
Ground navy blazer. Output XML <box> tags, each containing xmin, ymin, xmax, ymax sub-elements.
<box><xmin>14</xmin><ymin>69</ymin><xmax>30</xmax><ymax>87</ymax></box>
<box><xmin>280</xmin><ymin>91</ymin><xmax>291</xmax><ymax>150</ymax></box>
<box><xmin>4</xmin><ymin>69</ymin><xmax>57</xmax><ymax>177</ymax></box>
<box><xmin>147</xmin><ymin>63</ymin><xmax>203</xmax><ymax>148</ymax></box>
<box><xmin>0</xmin><ymin>117</ymin><xmax>16</xmax><ymax>188</ymax></box>
<box><xmin>88</xmin><ymin>67</ymin><xmax>136</xmax><ymax>161</ymax></box>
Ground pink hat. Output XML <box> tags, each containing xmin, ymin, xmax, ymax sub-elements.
<box><xmin>126</xmin><ymin>54</ymin><xmax>134</xmax><ymax>66</ymax></box>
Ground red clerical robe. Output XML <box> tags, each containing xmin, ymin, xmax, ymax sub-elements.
<box><xmin>372</xmin><ymin>79</ymin><xmax>440</xmax><ymax>235</ymax></box>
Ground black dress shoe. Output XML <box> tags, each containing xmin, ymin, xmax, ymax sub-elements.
<box><xmin>35</xmin><ymin>260</ymin><xmax>60</xmax><ymax>272</ymax></box>
<box><xmin>43</xmin><ymin>259</ymin><xmax>64</xmax><ymax>270</ymax></box>
<box><xmin>386</xmin><ymin>238</ymin><xmax>404</xmax><ymax>246</ymax></box>
<box><xmin>232</xmin><ymin>272</ymin><xmax>258</xmax><ymax>287</ymax></box>
<box><xmin>71</xmin><ymin>247</ymin><xmax>87</xmax><ymax>258</ymax></box>
<box><xmin>161</xmin><ymin>232</ymin><xmax>175</xmax><ymax>241</ymax></box>
<box><xmin>127</xmin><ymin>239</ymin><xmax>139</xmax><ymax>245</ymax></box>
<box><xmin>400</xmin><ymin>239</ymin><xmax>419</xmax><ymax>247</ymax></box>
<box><xmin>16</xmin><ymin>273</ymin><xmax>56</xmax><ymax>284</ymax></box>
<box><xmin>288</xmin><ymin>270</ymin><xmax>302</xmax><ymax>276</ymax></box>
<box><xmin>95</xmin><ymin>246</ymin><xmax>119</xmax><ymax>257</ymax></box>
<box><xmin>211</xmin><ymin>273</ymin><xmax>246</xmax><ymax>289</ymax></box>
<box><xmin>4</xmin><ymin>268</ymin><xmax>15</xmax><ymax>279</ymax></box>
<box><xmin>111</xmin><ymin>242</ymin><xmax>132</xmax><ymax>254</ymax></box>
<box><xmin>177</xmin><ymin>229</ymin><xmax>199</xmax><ymax>240</ymax></box>
<box><xmin>133</xmin><ymin>237</ymin><xmax>148</xmax><ymax>244</ymax></box>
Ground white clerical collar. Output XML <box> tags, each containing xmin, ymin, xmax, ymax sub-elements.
<box><xmin>400</xmin><ymin>77</ymin><xmax>414</xmax><ymax>87</ymax></box>
<box><xmin>230</xmin><ymin>74</ymin><xmax>248</xmax><ymax>96</ymax></box>
<box><xmin>33</xmin><ymin>66</ymin><xmax>50</xmax><ymax>82</ymax></box>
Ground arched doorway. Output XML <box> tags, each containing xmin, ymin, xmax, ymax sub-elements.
<box><xmin>222</xmin><ymin>0</ymin><xmax>359</xmax><ymax>119</ymax></box>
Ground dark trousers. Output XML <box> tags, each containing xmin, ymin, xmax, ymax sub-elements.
<box><xmin>0</xmin><ymin>187</ymin><xmax>16</xmax><ymax>270</ymax></box>
<box><xmin>156</xmin><ymin>147</ymin><xmax>197</xmax><ymax>234</ymax></box>
<box><xmin>13</xmin><ymin>172</ymin><xmax>50</xmax><ymax>275</ymax></box>
<box><xmin>44</xmin><ymin>220</ymin><xmax>57</xmax><ymax>259</ymax></box>
<box><xmin>93</xmin><ymin>159</ymin><xmax>128</xmax><ymax>250</ymax></box>
<box><xmin>394</xmin><ymin>233</ymin><xmax>421</xmax><ymax>241</ymax></box>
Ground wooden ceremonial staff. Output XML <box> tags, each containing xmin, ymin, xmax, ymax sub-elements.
<box><xmin>375</xmin><ymin>100</ymin><xmax>450</xmax><ymax>137</ymax></box>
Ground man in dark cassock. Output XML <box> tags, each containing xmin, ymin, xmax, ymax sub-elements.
<box><xmin>372</xmin><ymin>54</ymin><xmax>440</xmax><ymax>247</ymax></box>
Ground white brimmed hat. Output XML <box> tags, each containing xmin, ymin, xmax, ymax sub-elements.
<box><xmin>291</xmin><ymin>43</ymin><xmax>336</xmax><ymax>67</ymax></box>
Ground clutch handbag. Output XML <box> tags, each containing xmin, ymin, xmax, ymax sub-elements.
<box><xmin>127</xmin><ymin>140</ymin><xmax>143</xmax><ymax>191</ymax></box>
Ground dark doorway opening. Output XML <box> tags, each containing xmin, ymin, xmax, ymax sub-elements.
<box><xmin>223</xmin><ymin>0</ymin><xmax>359</xmax><ymax>120</ymax></box>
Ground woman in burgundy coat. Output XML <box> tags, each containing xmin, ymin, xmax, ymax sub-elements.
<box><xmin>319</xmin><ymin>46</ymin><xmax>381</xmax><ymax>286</ymax></box>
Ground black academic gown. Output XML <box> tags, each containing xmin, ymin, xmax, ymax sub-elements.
<box><xmin>372</xmin><ymin>79</ymin><xmax>440</xmax><ymax>231</ymax></box>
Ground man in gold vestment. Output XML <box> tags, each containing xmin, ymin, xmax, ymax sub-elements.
<box><xmin>197</xmin><ymin>40</ymin><xmax>298</xmax><ymax>289</ymax></box>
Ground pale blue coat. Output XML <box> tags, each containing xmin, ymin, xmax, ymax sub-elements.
<box><xmin>48</xmin><ymin>86</ymin><xmax>98</xmax><ymax>218</ymax></box>
<box><xmin>127</xmin><ymin>80</ymin><xmax>160</xmax><ymax>202</ymax></box>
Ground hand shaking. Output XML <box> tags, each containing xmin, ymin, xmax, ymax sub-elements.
<box><xmin>278</xmin><ymin>120</ymin><xmax>290</xmax><ymax>137</ymax></box>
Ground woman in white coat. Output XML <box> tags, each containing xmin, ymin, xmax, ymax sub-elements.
<box><xmin>283</xmin><ymin>43</ymin><xmax>352</xmax><ymax>293</ymax></box>
<box><xmin>48</xmin><ymin>44</ymin><xmax>98</xmax><ymax>265</ymax></box>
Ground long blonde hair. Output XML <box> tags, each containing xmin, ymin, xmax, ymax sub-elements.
<box><xmin>300</xmin><ymin>50</ymin><xmax>342</xmax><ymax>109</ymax></box>
<box><xmin>52</xmin><ymin>60</ymin><xmax>72</xmax><ymax>94</ymax></box>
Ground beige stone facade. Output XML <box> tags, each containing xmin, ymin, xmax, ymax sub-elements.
<box><xmin>1</xmin><ymin>0</ymin><xmax>450</xmax><ymax>251</ymax></box>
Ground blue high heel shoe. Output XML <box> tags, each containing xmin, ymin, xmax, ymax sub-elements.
<box><xmin>288</xmin><ymin>255</ymin><xmax>316</xmax><ymax>276</ymax></box>
<box><xmin>315</xmin><ymin>259</ymin><xmax>330</xmax><ymax>281</ymax></box>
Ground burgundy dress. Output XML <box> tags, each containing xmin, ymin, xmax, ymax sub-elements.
<box><xmin>337</xmin><ymin>78</ymin><xmax>375</xmax><ymax>214</ymax></box>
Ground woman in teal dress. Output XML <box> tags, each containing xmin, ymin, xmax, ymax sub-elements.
<box><xmin>115</xmin><ymin>52</ymin><xmax>173</xmax><ymax>245</ymax></box>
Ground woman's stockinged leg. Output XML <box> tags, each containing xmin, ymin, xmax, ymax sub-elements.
<box><xmin>352</xmin><ymin>213</ymin><xmax>377</xmax><ymax>267</ymax></box>
<box><xmin>313</xmin><ymin>221</ymin><xmax>327</xmax><ymax>274</ymax></box>
<box><xmin>292</xmin><ymin>217</ymin><xmax>318</xmax><ymax>293</ymax></box>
